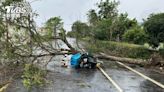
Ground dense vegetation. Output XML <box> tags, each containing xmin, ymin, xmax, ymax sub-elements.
<box><xmin>123</xmin><ymin>26</ymin><xmax>148</xmax><ymax>45</ymax></box>
<box><xmin>68</xmin><ymin>0</ymin><xmax>138</xmax><ymax>42</ymax></box>
<box><xmin>86</xmin><ymin>40</ymin><xmax>153</xmax><ymax>59</ymax></box>
<box><xmin>67</xmin><ymin>0</ymin><xmax>164</xmax><ymax>48</ymax></box>
<box><xmin>0</xmin><ymin>0</ymin><xmax>49</xmax><ymax>90</ymax></box>
<box><xmin>144</xmin><ymin>13</ymin><xmax>164</xmax><ymax>48</ymax></box>
<box><xmin>67</xmin><ymin>0</ymin><xmax>164</xmax><ymax>60</ymax></box>
<box><xmin>0</xmin><ymin>0</ymin><xmax>70</xmax><ymax>91</ymax></box>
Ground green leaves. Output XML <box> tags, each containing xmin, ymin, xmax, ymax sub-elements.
<box><xmin>97</xmin><ymin>0</ymin><xmax>119</xmax><ymax>19</ymax></box>
<box><xmin>144</xmin><ymin>13</ymin><xmax>164</xmax><ymax>48</ymax></box>
<box><xmin>71</xmin><ymin>21</ymin><xmax>90</xmax><ymax>38</ymax></box>
<box><xmin>93</xmin><ymin>19</ymin><xmax>112</xmax><ymax>40</ymax></box>
<box><xmin>123</xmin><ymin>26</ymin><xmax>148</xmax><ymax>45</ymax></box>
<box><xmin>87</xmin><ymin>9</ymin><xmax>99</xmax><ymax>26</ymax></box>
<box><xmin>22</xmin><ymin>64</ymin><xmax>47</xmax><ymax>90</ymax></box>
<box><xmin>85</xmin><ymin>0</ymin><xmax>139</xmax><ymax>42</ymax></box>
<box><xmin>44</xmin><ymin>17</ymin><xmax>63</xmax><ymax>38</ymax></box>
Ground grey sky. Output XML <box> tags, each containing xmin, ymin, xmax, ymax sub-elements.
<box><xmin>28</xmin><ymin>0</ymin><xmax>164</xmax><ymax>31</ymax></box>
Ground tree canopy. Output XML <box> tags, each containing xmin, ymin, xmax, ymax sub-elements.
<box><xmin>44</xmin><ymin>17</ymin><xmax>63</xmax><ymax>38</ymax></box>
<box><xmin>87</xmin><ymin>9</ymin><xmax>99</xmax><ymax>26</ymax></box>
<box><xmin>71</xmin><ymin>21</ymin><xmax>90</xmax><ymax>38</ymax></box>
<box><xmin>85</xmin><ymin>0</ymin><xmax>138</xmax><ymax>41</ymax></box>
<box><xmin>144</xmin><ymin>13</ymin><xmax>164</xmax><ymax>47</ymax></box>
<box><xmin>97</xmin><ymin>0</ymin><xmax>119</xmax><ymax>19</ymax></box>
<box><xmin>123</xmin><ymin>26</ymin><xmax>148</xmax><ymax>44</ymax></box>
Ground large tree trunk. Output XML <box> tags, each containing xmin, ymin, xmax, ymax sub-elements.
<box><xmin>62</xmin><ymin>38</ymin><xmax>75</xmax><ymax>51</ymax></box>
<box><xmin>96</xmin><ymin>53</ymin><xmax>150</xmax><ymax>66</ymax></box>
<box><xmin>60</xmin><ymin>30</ymin><xmax>76</xmax><ymax>51</ymax></box>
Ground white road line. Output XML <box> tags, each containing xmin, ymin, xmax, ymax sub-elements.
<box><xmin>97</xmin><ymin>65</ymin><xmax>123</xmax><ymax>92</ymax></box>
<box><xmin>116</xmin><ymin>61</ymin><xmax>164</xmax><ymax>89</ymax></box>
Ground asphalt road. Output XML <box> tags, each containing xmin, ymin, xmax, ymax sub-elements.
<box><xmin>44</xmin><ymin>56</ymin><xmax>164</xmax><ymax>92</ymax></box>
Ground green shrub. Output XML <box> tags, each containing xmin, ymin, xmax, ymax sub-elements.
<box><xmin>123</xmin><ymin>26</ymin><xmax>148</xmax><ymax>45</ymax></box>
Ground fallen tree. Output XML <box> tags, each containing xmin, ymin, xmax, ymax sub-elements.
<box><xmin>96</xmin><ymin>53</ymin><xmax>151</xmax><ymax>66</ymax></box>
<box><xmin>0</xmin><ymin>0</ymin><xmax>76</xmax><ymax>90</ymax></box>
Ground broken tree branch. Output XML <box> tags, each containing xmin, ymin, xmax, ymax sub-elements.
<box><xmin>14</xmin><ymin>51</ymin><xmax>72</xmax><ymax>58</ymax></box>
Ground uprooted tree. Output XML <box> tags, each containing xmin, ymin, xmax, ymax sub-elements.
<box><xmin>0</xmin><ymin>0</ymin><xmax>76</xmax><ymax>91</ymax></box>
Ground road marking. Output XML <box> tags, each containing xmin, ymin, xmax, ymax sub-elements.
<box><xmin>116</xmin><ymin>61</ymin><xmax>164</xmax><ymax>89</ymax></box>
<box><xmin>97</xmin><ymin>65</ymin><xmax>123</xmax><ymax>92</ymax></box>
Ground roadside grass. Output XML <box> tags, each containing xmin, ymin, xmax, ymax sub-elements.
<box><xmin>81</xmin><ymin>37</ymin><xmax>164</xmax><ymax>60</ymax></box>
<box><xmin>85</xmin><ymin>40</ymin><xmax>155</xmax><ymax>60</ymax></box>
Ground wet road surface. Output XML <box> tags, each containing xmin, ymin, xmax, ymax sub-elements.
<box><xmin>45</xmin><ymin>58</ymin><xmax>164</xmax><ymax>92</ymax></box>
<box><xmin>7</xmin><ymin>55</ymin><xmax>164</xmax><ymax>92</ymax></box>
<box><xmin>5</xmin><ymin>38</ymin><xmax>164</xmax><ymax>92</ymax></box>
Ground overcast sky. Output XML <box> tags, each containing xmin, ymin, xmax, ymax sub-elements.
<box><xmin>28</xmin><ymin>0</ymin><xmax>164</xmax><ymax>31</ymax></box>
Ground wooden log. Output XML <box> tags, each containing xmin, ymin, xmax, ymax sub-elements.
<box><xmin>96</xmin><ymin>53</ymin><xmax>150</xmax><ymax>66</ymax></box>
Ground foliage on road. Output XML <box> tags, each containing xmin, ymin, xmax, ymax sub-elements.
<box><xmin>0</xmin><ymin>0</ymin><xmax>72</xmax><ymax>90</ymax></box>
<box><xmin>22</xmin><ymin>64</ymin><xmax>47</xmax><ymax>90</ymax></box>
